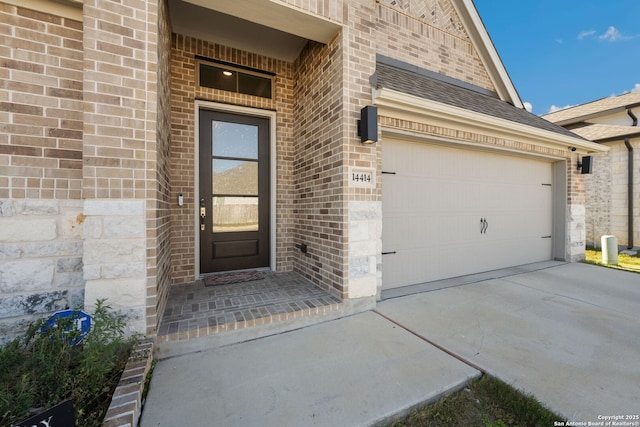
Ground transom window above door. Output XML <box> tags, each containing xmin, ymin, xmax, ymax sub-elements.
<box><xmin>197</xmin><ymin>59</ymin><xmax>273</xmax><ymax>99</ymax></box>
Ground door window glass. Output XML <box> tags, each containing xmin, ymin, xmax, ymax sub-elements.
<box><xmin>212</xmin><ymin>122</ymin><xmax>258</xmax><ymax>159</ymax></box>
<box><xmin>212</xmin><ymin>160</ymin><xmax>258</xmax><ymax>195</ymax></box>
<box><xmin>212</xmin><ymin>196</ymin><xmax>259</xmax><ymax>232</ymax></box>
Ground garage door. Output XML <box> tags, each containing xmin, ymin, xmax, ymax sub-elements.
<box><xmin>382</xmin><ymin>139</ymin><xmax>553</xmax><ymax>290</ymax></box>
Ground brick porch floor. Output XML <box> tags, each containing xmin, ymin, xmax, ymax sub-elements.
<box><xmin>156</xmin><ymin>271</ymin><xmax>343</xmax><ymax>344</ymax></box>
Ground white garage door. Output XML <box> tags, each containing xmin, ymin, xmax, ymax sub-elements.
<box><xmin>382</xmin><ymin>139</ymin><xmax>553</xmax><ymax>290</ymax></box>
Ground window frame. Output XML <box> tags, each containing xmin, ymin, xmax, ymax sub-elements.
<box><xmin>196</xmin><ymin>59</ymin><xmax>274</xmax><ymax>100</ymax></box>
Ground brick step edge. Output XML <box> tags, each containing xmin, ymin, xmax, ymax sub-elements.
<box><xmin>102</xmin><ymin>341</ymin><xmax>154</xmax><ymax>427</ymax></box>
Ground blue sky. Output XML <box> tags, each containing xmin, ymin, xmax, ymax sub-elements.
<box><xmin>473</xmin><ymin>0</ymin><xmax>640</xmax><ymax>115</ymax></box>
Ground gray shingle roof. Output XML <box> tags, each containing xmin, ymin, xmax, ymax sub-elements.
<box><xmin>542</xmin><ymin>92</ymin><xmax>640</xmax><ymax>124</ymax></box>
<box><xmin>568</xmin><ymin>123</ymin><xmax>640</xmax><ymax>142</ymax></box>
<box><xmin>372</xmin><ymin>59</ymin><xmax>585</xmax><ymax>141</ymax></box>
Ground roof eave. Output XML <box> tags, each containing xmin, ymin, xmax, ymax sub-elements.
<box><xmin>544</xmin><ymin>101</ymin><xmax>640</xmax><ymax>126</ymax></box>
<box><xmin>592</xmin><ymin>132</ymin><xmax>640</xmax><ymax>144</ymax></box>
<box><xmin>374</xmin><ymin>88</ymin><xmax>609</xmax><ymax>154</ymax></box>
<box><xmin>452</xmin><ymin>0</ymin><xmax>524</xmax><ymax>109</ymax></box>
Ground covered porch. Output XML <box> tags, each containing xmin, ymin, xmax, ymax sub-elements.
<box><xmin>155</xmin><ymin>272</ymin><xmax>373</xmax><ymax>359</ymax></box>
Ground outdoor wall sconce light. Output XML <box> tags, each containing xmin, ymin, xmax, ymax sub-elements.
<box><xmin>577</xmin><ymin>156</ymin><xmax>593</xmax><ymax>174</ymax></box>
<box><xmin>357</xmin><ymin>105</ymin><xmax>378</xmax><ymax>144</ymax></box>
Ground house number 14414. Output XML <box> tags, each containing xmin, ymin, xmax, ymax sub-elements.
<box><xmin>348</xmin><ymin>168</ymin><xmax>375</xmax><ymax>188</ymax></box>
<box><xmin>352</xmin><ymin>172</ymin><xmax>371</xmax><ymax>183</ymax></box>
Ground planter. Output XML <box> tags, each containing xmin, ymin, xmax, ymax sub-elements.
<box><xmin>103</xmin><ymin>341</ymin><xmax>154</xmax><ymax>427</ymax></box>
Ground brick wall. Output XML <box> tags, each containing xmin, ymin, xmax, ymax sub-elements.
<box><xmin>149</xmin><ymin>0</ymin><xmax>172</xmax><ymax>336</ymax></box>
<box><xmin>292</xmin><ymin>37</ymin><xmax>348</xmax><ymax>297</ymax></box>
<box><xmin>164</xmin><ymin>0</ymin><xmax>584</xmax><ymax>298</ymax></box>
<box><xmin>82</xmin><ymin>0</ymin><xmax>161</xmax><ymax>335</ymax></box>
<box><xmin>375</xmin><ymin>0</ymin><xmax>494</xmax><ymax>91</ymax></box>
<box><xmin>0</xmin><ymin>2</ymin><xmax>84</xmax><ymax>342</ymax></box>
<box><xmin>585</xmin><ymin>139</ymin><xmax>640</xmax><ymax>248</ymax></box>
<box><xmin>170</xmin><ymin>35</ymin><xmax>296</xmax><ymax>285</ymax></box>
<box><xmin>0</xmin><ymin>3</ymin><xmax>83</xmax><ymax>199</ymax></box>
<box><xmin>0</xmin><ymin>0</ymin><xmax>593</xmax><ymax>341</ymax></box>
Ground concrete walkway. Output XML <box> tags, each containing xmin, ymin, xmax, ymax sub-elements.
<box><xmin>140</xmin><ymin>263</ymin><xmax>640</xmax><ymax>426</ymax></box>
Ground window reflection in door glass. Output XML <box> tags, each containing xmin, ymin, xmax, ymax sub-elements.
<box><xmin>212</xmin><ymin>196</ymin><xmax>259</xmax><ymax>232</ymax></box>
<box><xmin>212</xmin><ymin>121</ymin><xmax>258</xmax><ymax>159</ymax></box>
<box><xmin>212</xmin><ymin>159</ymin><xmax>258</xmax><ymax>195</ymax></box>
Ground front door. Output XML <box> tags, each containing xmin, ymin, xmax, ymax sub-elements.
<box><xmin>199</xmin><ymin>110</ymin><xmax>270</xmax><ymax>273</ymax></box>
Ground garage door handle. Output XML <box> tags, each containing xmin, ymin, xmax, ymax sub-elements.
<box><xmin>480</xmin><ymin>218</ymin><xmax>488</xmax><ymax>234</ymax></box>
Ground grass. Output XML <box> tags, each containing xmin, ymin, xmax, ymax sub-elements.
<box><xmin>584</xmin><ymin>248</ymin><xmax>640</xmax><ymax>273</ymax></box>
<box><xmin>389</xmin><ymin>375</ymin><xmax>564</xmax><ymax>427</ymax></box>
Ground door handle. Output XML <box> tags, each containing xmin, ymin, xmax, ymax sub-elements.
<box><xmin>200</xmin><ymin>198</ymin><xmax>206</xmax><ymax>231</ymax></box>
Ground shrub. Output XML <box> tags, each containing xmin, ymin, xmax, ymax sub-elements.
<box><xmin>0</xmin><ymin>300</ymin><xmax>138</xmax><ymax>426</ymax></box>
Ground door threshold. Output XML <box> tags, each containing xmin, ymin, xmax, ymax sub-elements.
<box><xmin>200</xmin><ymin>267</ymin><xmax>271</xmax><ymax>279</ymax></box>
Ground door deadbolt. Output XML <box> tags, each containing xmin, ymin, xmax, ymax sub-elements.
<box><xmin>200</xmin><ymin>198</ymin><xmax>206</xmax><ymax>231</ymax></box>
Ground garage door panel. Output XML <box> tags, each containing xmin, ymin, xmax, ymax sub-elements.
<box><xmin>383</xmin><ymin>213</ymin><xmax>443</xmax><ymax>249</ymax></box>
<box><xmin>382</xmin><ymin>139</ymin><xmax>554</xmax><ymax>290</ymax></box>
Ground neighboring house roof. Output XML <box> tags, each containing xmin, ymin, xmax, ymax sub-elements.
<box><xmin>568</xmin><ymin>123</ymin><xmax>640</xmax><ymax>142</ymax></box>
<box><xmin>542</xmin><ymin>92</ymin><xmax>640</xmax><ymax>125</ymax></box>
<box><xmin>372</xmin><ymin>57</ymin><xmax>587</xmax><ymax>141</ymax></box>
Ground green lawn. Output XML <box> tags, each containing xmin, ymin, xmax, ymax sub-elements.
<box><xmin>389</xmin><ymin>375</ymin><xmax>564</xmax><ymax>427</ymax></box>
<box><xmin>584</xmin><ymin>248</ymin><xmax>640</xmax><ymax>273</ymax></box>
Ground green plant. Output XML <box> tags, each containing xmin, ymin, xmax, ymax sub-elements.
<box><xmin>0</xmin><ymin>300</ymin><xmax>138</xmax><ymax>427</ymax></box>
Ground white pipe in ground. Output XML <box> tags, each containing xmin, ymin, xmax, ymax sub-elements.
<box><xmin>601</xmin><ymin>235</ymin><xmax>618</xmax><ymax>265</ymax></box>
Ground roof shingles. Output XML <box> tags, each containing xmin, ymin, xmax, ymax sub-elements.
<box><xmin>542</xmin><ymin>92</ymin><xmax>640</xmax><ymax>123</ymax></box>
<box><xmin>374</xmin><ymin>61</ymin><xmax>584</xmax><ymax>141</ymax></box>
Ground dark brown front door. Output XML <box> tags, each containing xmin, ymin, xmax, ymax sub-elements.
<box><xmin>199</xmin><ymin>110</ymin><xmax>270</xmax><ymax>273</ymax></box>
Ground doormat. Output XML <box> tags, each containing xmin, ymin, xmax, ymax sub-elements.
<box><xmin>203</xmin><ymin>271</ymin><xmax>266</xmax><ymax>287</ymax></box>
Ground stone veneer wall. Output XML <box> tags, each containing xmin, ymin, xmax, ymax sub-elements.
<box><xmin>585</xmin><ymin>139</ymin><xmax>640</xmax><ymax>249</ymax></box>
<box><xmin>170</xmin><ymin>35</ymin><xmax>296</xmax><ymax>285</ymax></box>
<box><xmin>0</xmin><ymin>3</ymin><xmax>84</xmax><ymax>343</ymax></box>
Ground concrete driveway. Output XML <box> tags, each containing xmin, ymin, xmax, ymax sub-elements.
<box><xmin>377</xmin><ymin>262</ymin><xmax>640</xmax><ymax>422</ymax></box>
<box><xmin>141</xmin><ymin>262</ymin><xmax>639</xmax><ymax>426</ymax></box>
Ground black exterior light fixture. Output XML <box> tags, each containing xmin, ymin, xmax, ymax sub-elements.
<box><xmin>577</xmin><ymin>156</ymin><xmax>593</xmax><ymax>174</ymax></box>
<box><xmin>357</xmin><ymin>105</ymin><xmax>378</xmax><ymax>144</ymax></box>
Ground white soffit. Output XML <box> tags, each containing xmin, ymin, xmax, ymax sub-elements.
<box><xmin>375</xmin><ymin>88</ymin><xmax>609</xmax><ymax>155</ymax></box>
<box><xmin>5</xmin><ymin>0</ymin><xmax>82</xmax><ymax>20</ymax></box>
<box><xmin>183</xmin><ymin>0</ymin><xmax>341</xmax><ymax>44</ymax></box>
<box><xmin>170</xmin><ymin>0</ymin><xmax>309</xmax><ymax>62</ymax></box>
<box><xmin>451</xmin><ymin>0</ymin><xmax>524</xmax><ymax>109</ymax></box>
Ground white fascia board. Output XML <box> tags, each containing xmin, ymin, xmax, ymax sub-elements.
<box><xmin>547</xmin><ymin>106</ymin><xmax>631</xmax><ymax>127</ymax></box>
<box><xmin>452</xmin><ymin>0</ymin><xmax>523</xmax><ymax>109</ymax></box>
<box><xmin>374</xmin><ymin>88</ymin><xmax>609</xmax><ymax>154</ymax></box>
